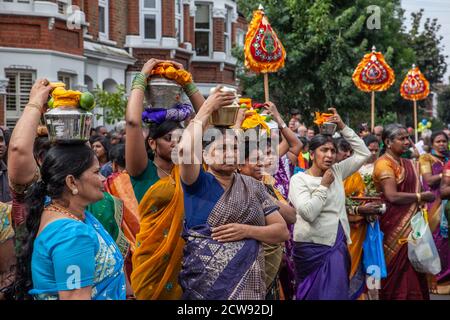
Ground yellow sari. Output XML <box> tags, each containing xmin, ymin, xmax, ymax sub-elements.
<box><xmin>344</xmin><ymin>172</ymin><xmax>367</xmax><ymax>282</ymax></box>
<box><xmin>130</xmin><ymin>166</ymin><xmax>185</xmax><ymax>300</ymax></box>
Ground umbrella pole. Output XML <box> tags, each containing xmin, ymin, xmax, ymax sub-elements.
<box><xmin>371</xmin><ymin>91</ymin><xmax>375</xmax><ymax>132</ymax></box>
<box><xmin>414</xmin><ymin>100</ymin><xmax>418</xmax><ymax>143</ymax></box>
<box><xmin>264</xmin><ymin>72</ymin><xmax>269</xmax><ymax>103</ymax></box>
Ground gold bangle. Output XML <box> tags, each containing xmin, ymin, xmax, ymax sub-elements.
<box><xmin>26</xmin><ymin>102</ymin><xmax>43</xmax><ymax>114</ymax></box>
<box><xmin>416</xmin><ymin>193</ymin><xmax>421</xmax><ymax>203</ymax></box>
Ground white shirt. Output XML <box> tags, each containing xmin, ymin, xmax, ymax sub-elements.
<box><xmin>288</xmin><ymin>126</ymin><xmax>371</xmax><ymax>246</ymax></box>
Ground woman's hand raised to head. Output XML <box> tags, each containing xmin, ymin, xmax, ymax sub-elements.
<box><xmin>263</xmin><ymin>101</ymin><xmax>283</xmax><ymax>125</ymax></box>
<box><xmin>202</xmin><ymin>86</ymin><xmax>236</xmax><ymax>112</ymax></box>
<box><xmin>140</xmin><ymin>58</ymin><xmax>165</xmax><ymax>76</ymax></box>
<box><xmin>327</xmin><ymin>107</ymin><xmax>345</xmax><ymax>131</ymax></box>
<box><xmin>29</xmin><ymin>78</ymin><xmax>52</xmax><ymax>109</ymax></box>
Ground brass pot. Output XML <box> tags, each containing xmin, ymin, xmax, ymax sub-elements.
<box><xmin>44</xmin><ymin>107</ymin><xmax>93</xmax><ymax>143</ymax></box>
<box><xmin>210</xmin><ymin>105</ymin><xmax>240</xmax><ymax>127</ymax></box>
<box><xmin>319</xmin><ymin>122</ymin><xmax>337</xmax><ymax>135</ymax></box>
<box><xmin>145</xmin><ymin>76</ymin><xmax>187</xmax><ymax>109</ymax></box>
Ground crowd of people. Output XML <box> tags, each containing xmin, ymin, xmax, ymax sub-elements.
<box><xmin>0</xmin><ymin>58</ymin><xmax>449</xmax><ymax>300</ymax></box>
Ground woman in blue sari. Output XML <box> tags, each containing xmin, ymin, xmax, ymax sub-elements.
<box><xmin>15</xmin><ymin>144</ymin><xmax>126</xmax><ymax>300</ymax></box>
<box><xmin>177</xmin><ymin>89</ymin><xmax>290</xmax><ymax>299</ymax></box>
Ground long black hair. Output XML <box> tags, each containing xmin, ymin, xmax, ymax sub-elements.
<box><xmin>309</xmin><ymin>134</ymin><xmax>337</xmax><ymax>152</ymax></box>
<box><xmin>380</xmin><ymin>123</ymin><xmax>407</xmax><ymax>156</ymax></box>
<box><xmin>14</xmin><ymin>144</ymin><xmax>95</xmax><ymax>299</ymax></box>
<box><xmin>89</xmin><ymin>135</ymin><xmax>111</xmax><ymax>161</ymax></box>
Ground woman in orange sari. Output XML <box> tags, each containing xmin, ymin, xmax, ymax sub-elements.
<box><xmin>419</xmin><ymin>131</ymin><xmax>450</xmax><ymax>294</ymax></box>
<box><xmin>336</xmin><ymin>138</ymin><xmax>382</xmax><ymax>300</ymax></box>
<box><xmin>125</xmin><ymin>58</ymin><xmax>205</xmax><ymax>300</ymax></box>
<box><xmin>373</xmin><ymin>124</ymin><xmax>435</xmax><ymax>300</ymax></box>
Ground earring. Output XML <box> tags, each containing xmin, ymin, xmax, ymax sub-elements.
<box><xmin>387</xmin><ymin>145</ymin><xmax>391</xmax><ymax>149</ymax></box>
<box><xmin>72</xmin><ymin>189</ymin><xmax>79</xmax><ymax>195</ymax></box>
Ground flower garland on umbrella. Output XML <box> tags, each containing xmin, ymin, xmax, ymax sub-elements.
<box><xmin>352</xmin><ymin>46</ymin><xmax>395</xmax><ymax>130</ymax></box>
<box><xmin>245</xmin><ymin>4</ymin><xmax>286</xmax><ymax>102</ymax></box>
<box><xmin>400</xmin><ymin>64</ymin><xmax>430</xmax><ymax>142</ymax></box>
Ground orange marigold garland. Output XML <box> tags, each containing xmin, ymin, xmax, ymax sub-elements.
<box><xmin>244</xmin><ymin>5</ymin><xmax>286</xmax><ymax>74</ymax></box>
<box><xmin>352</xmin><ymin>46</ymin><xmax>395</xmax><ymax>92</ymax></box>
<box><xmin>150</xmin><ymin>62</ymin><xmax>193</xmax><ymax>87</ymax></box>
<box><xmin>400</xmin><ymin>65</ymin><xmax>430</xmax><ymax>101</ymax></box>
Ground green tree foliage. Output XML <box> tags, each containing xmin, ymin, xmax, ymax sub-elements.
<box><xmin>93</xmin><ymin>84</ymin><xmax>127</xmax><ymax>125</ymax></box>
<box><xmin>235</xmin><ymin>0</ymin><xmax>447</xmax><ymax>128</ymax></box>
<box><xmin>438</xmin><ymin>85</ymin><xmax>450</xmax><ymax>126</ymax></box>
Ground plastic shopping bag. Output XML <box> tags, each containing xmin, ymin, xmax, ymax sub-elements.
<box><xmin>407</xmin><ymin>210</ymin><xmax>441</xmax><ymax>275</ymax></box>
<box><xmin>363</xmin><ymin>220</ymin><xmax>387</xmax><ymax>279</ymax></box>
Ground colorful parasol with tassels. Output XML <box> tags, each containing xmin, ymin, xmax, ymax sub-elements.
<box><xmin>245</xmin><ymin>4</ymin><xmax>286</xmax><ymax>102</ymax></box>
<box><xmin>400</xmin><ymin>64</ymin><xmax>430</xmax><ymax>143</ymax></box>
<box><xmin>352</xmin><ymin>46</ymin><xmax>395</xmax><ymax>131</ymax></box>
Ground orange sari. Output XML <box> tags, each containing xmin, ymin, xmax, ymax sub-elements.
<box><xmin>344</xmin><ymin>172</ymin><xmax>367</xmax><ymax>281</ymax></box>
<box><xmin>130</xmin><ymin>166</ymin><xmax>185</xmax><ymax>300</ymax></box>
<box><xmin>104</xmin><ymin>172</ymin><xmax>140</xmax><ymax>248</ymax></box>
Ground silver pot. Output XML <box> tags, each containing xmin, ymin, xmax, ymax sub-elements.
<box><xmin>145</xmin><ymin>76</ymin><xmax>188</xmax><ymax>109</ymax></box>
<box><xmin>44</xmin><ymin>107</ymin><xmax>93</xmax><ymax>143</ymax></box>
<box><xmin>319</xmin><ymin>122</ymin><xmax>337</xmax><ymax>135</ymax></box>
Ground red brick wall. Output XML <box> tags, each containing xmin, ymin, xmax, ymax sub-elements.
<box><xmin>109</xmin><ymin>0</ymin><xmax>127</xmax><ymax>46</ymax></box>
<box><xmin>0</xmin><ymin>15</ymin><xmax>83</xmax><ymax>56</ymax></box>
<box><xmin>127</xmin><ymin>48</ymin><xmax>192</xmax><ymax>73</ymax></box>
<box><xmin>162</xmin><ymin>0</ymin><xmax>175</xmax><ymax>37</ymax></box>
<box><xmin>127</xmin><ymin>0</ymin><xmax>139</xmax><ymax>36</ymax></box>
<box><xmin>191</xmin><ymin>62</ymin><xmax>235</xmax><ymax>85</ymax></box>
<box><xmin>189</xmin><ymin>16</ymin><xmax>195</xmax><ymax>48</ymax></box>
<box><xmin>183</xmin><ymin>4</ymin><xmax>191</xmax><ymax>44</ymax></box>
<box><xmin>213</xmin><ymin>17</ymin><xmax>224</xmax><ymax>52</ymax></box>
<box><xmin>84</xmin><ymin>0</ymin><xmax>99</xmax><ymax>40</ymax></box>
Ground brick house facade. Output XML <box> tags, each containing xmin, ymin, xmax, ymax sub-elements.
<box><xmin>0</xmin><ymin>0</ymin><xmax>247</xmax><ymax>127</ymax></box>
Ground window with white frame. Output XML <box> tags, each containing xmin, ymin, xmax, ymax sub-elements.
<box><xmin>194</xmin><ymin>3</ymin><xmax>212</xmax><ymax>57</ymax></box>
<box><xmin>224</xmin><ymin>6</ymin><xmax>232</xmax><ymax>55</ymax></box>
<box><xmin>141</xmin><ymin>0</ymin><xmax>160</xmax><ymax>40</ymax></box>
<box><xmin>236</xmin><ymin>28</ymin><xmax>245</xmax><ymax>47</ymax></box>
<box><xmin>5</xmin><ymin>69</ymin><xmax>35</xmax><ymax>115</ymax></box>
<box><xmin>58</xmin><ymin>72</ymin><xmax>74</xmax><ymax>89</ymax></box>
<box><xmin>98</xmin><ymin>0</ymin><xmax>109</xmax><ymax>39</ymax></box>
<box><xmin>175</xmin><ymin>0</ymin><xmax>183</xmax><ymax>43</ymax></box>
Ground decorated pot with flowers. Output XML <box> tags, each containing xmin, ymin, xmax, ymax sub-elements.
<box><xmin>44</xmin><ymin>84</ymin><xmax>95</xmax><ymax>143</ymax></box>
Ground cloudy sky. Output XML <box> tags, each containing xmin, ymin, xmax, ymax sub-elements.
<box><xmin>402</xmin><ymin>0</ymin><xmax>450</xmax><ymax>83</ymax></box>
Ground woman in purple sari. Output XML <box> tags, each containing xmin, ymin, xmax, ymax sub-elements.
<box><xmin>177</xmin><ymin>91</ymin><xmax>290</xmax><ymax>300</ymax></box>
<box><xmin>288</xmin><ymin>108</ymin><xmax>370</xmax><ymax>300</ymax></box>
<box><xmin>419</xmin><ymin>131</ymin><xmax>450</xmax><ymax>294</ymax></box>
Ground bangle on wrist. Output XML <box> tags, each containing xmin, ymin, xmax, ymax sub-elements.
<box><xmin>278</xmin><ymin>121</ymin><xmax>287</xmax><ymax>129</ymax></box>
<box><xmin>355</xmin><ymin>206</ymin><xmax>360</xmax><ymax>216</ymax></box>
<box><xmin>183</xmin><ymin>82</ymin><xmax>199</xmax><ymax>97</ymax></box>
<box><xmin>416</xmin><ymin>192</ymin><xmax>421</xmax><ymax>203</ymax></box>
<box><xmin>132</xmin><ymin>72</ymin><xmax>148</xmax><ymax>92</ymax></box>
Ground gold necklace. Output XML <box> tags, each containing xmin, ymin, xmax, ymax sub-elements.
<box><xmin>154</xmin><ymin>162</ymin><xmax>175</xmax><ymax>185</ymax></box>
<box><xmin>46</xmin><ymin>203</ymin><xmax>84</xmax><ymax>222</ymax></box>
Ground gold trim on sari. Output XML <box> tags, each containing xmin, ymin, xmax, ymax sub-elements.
<box><xmin>130</xmin><ymin>166</ymin><xmax>185</xmax><ymax>300</ymax></box>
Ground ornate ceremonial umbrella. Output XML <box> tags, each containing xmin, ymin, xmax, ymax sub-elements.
<box><xmin>400</xmin><ymin>64</ymin><xmax>430</xmax><ymax>143</ymax></box>
<box><xmin>352</xmin><ymin>46</ymin><xmax>395</xmax><ymax>131</ymax></box>
<box><xmin>245</xmin><ymin>4</ymin><xmax>286</xmax><ymax>102</ymax></box>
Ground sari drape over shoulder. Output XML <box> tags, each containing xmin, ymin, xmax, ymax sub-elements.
<box><xmin>180</xmin><ymin>173</ymin><xmax>278</xmax><ymax>300</ymax></box>
<box><xmin>130</xmin><ymin>166</ymin><xmax>185</xmax><ymax>300</ymax></box>
<box><xmin>373</xmin><ymin>154</ymin><xmax>429</xmax><ymax>300</ymax></box>
<box><xmin>104</xmin><ymin>172</ymin><xmax>140</xmax><ymax>249</ymax></box>
<box><xmin>421</xmin><ymin>154</ymin><xmax>450</xmax><ymax>289</ymax></box>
